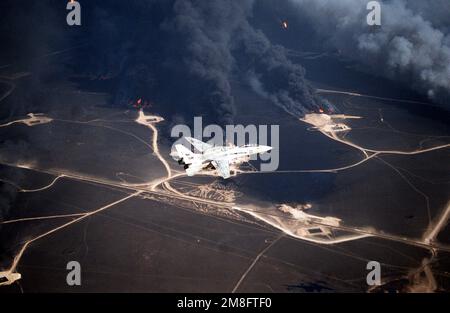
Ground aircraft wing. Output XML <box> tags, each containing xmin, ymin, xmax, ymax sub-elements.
<box><xmin>173</xmin><ymin>144</ymin><xmax>195</xmax><ymax>164</ymax></box>
<box><xmin>212</xmin><ymin>159</ymin><xmax>231</xmax><ymax>179</ymax></box>
<box><xmin>185</xmin><ymin>137</ymin><xmax>213</xmax><ymax>153</ymax></box>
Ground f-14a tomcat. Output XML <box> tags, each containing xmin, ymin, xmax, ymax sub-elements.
<box><xmin>170</xmin><ymin>137</ymin><xmax>272</xmax><ymax>179</ymax></box>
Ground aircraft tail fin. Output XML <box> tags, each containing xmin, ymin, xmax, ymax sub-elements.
<box><xmin>185</xmin><ymin>137</ymin><xmax>213</xmax><ymax>153</ymax></box>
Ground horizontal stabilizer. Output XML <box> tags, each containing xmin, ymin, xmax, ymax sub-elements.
<box><xmin>186</xmin><ymin>161</ymin><xmax>203</xmax><ymax>176</ymax></box>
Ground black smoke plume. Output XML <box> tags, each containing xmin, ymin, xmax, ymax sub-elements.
<box><xmin>287</xmin><ymin>0</ymin><xmax>450</xmax><ymax>107</ymax></box>
<box><xmin>69</xmin><ymin>0</ymin><xmax>330</xmax><ymax>122</ymax></box>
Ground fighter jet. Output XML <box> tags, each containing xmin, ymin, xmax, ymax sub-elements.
<box><xmin>171</xmin><ymin>137</ymin><xmax>272</xmax><ymax>179</ymax></box>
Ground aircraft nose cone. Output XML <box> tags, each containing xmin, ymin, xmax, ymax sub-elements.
<box><xmin>259</xmin><ymin>145</ymin><xmax>272</xmax><ymax>153</ymax></box>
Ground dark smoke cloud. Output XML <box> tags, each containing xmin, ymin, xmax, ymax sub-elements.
<box><xmin>234</xmin><ymin>24</ymin><xmax>335</xmax><ymax>115</ymax></box>
<box><xmin>164</xmin><ymin>0</ymin><xmax>333</xmax><ymax>118</ymax></box>
<box><xmin>160</xmin><ymin>0</ymin><xmax>245</xmax><ymax>123</ymax></box>
<box><xmin>288</xmin><ymin>0</ymin><xmax>450</xmax><ymax>106</ymax></box>
<box><xmin>70</xmin><ymin>0</ymin><xmax>328</xmax><ymax>123</ymax></box>
<box><xmin>2</xmin><ymin>0</ymin><xmax>329</xmax><ymax>123</ymax></box>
